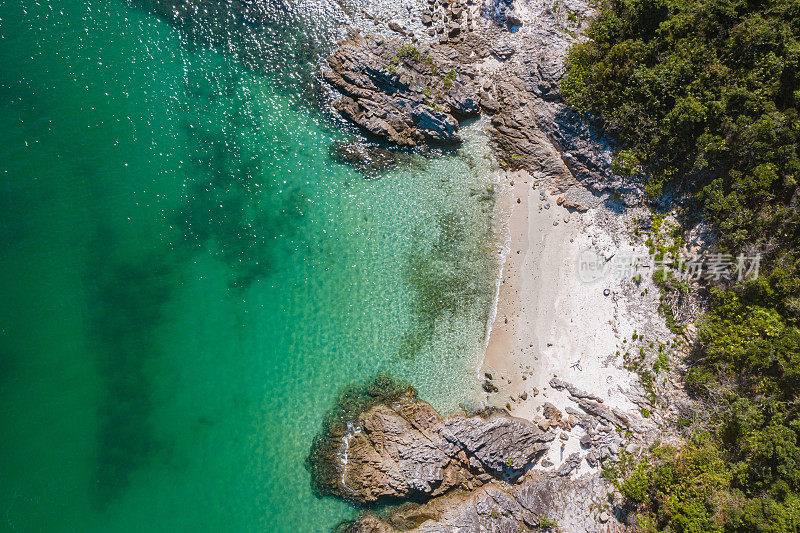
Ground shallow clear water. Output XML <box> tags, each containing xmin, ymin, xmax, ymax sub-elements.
<box><xmin>0</xmin><ymin>0</ymin><xmax>498</xmax><ymax>530</ymax></box>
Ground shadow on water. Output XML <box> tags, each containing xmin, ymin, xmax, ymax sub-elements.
<box><xmin>398</xmin><ymin>211</ymin><xmax>494</xmax><ymax>359</ymax></box>
<box><xmin>174</xmin><ymin>68</ymin><xmax>307</xmax><ymax>289</ymax></box>
<box><xmin>85</xmin><ymin>227</ymin><xmax>176</xmax><ymax>507</ymax></box>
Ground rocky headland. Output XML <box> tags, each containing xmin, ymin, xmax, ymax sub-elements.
<box><xmin>307</xmin><ymin>377</ymin><xmax>625</xmax><ymax>531</ymax></box>
<box><xmin>320</xmin><ymin>0</ymin><xmax>642</xmax><ymax>205</ymax></box>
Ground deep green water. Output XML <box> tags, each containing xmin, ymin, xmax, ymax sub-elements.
<box><xmin>0</xmin><ymin>0</ymin><xmax>498</xmax><ymax>530</ymax></box>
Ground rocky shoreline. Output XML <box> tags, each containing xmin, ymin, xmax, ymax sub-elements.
<box><xmin>307</xmin><ymin>377</ymin><xmax>624</xmax><ymax>531</ymax></box>
<box><xmin>320</xmin><ymin>0</ymin><xmax>643</xmax><ymax>207</ymax></box>
<box><xmin>307</xmin><ymin>378</ymin><xmax>555</xmax><ymax>504</ymax></box>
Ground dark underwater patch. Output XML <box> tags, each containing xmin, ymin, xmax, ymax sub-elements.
<box><xmin>174</xmin><ymin>69</ymin><xmax>307</xmax><ymax>289</ymax></box>
<box><xmin>85</xmin><ymin>229</ymin><xmax>175</xmax><ymax>507</ymax></box>
<box><xmin>398</xmin><ymin>211</ymin><xmax>494</xmax><ymax>359</ymax></box>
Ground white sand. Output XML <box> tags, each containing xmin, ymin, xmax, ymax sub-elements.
<box><xmin>480</xmin><ymin>170</ymin><xmax>665</xmax><ymax>472</ymax></box>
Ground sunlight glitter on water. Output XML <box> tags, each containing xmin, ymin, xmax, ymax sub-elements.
<box><xmin>0</xmin><ymin>0</ymin><xmax>501</xmax><ymax>531</ymax></box>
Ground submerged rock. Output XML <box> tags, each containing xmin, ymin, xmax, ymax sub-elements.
<box><xmin>328</xmin><ymin>140</ymin><xmax>401</xmax><ymax>175</ymax></box>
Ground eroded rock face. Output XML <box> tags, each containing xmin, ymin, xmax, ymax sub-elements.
<box><xmin>322</xmin><ymin>34</ymin><xmax>483</xmax><ymax>146</ymax></box>
<box><xmin>318</xmin><ymin>0</ymin><xmax>648</xmax><ymax>208</ymax></box>
<box><xmin>336</xmin><ymin>473</ymin><xmax>622</xmax><ymax>533</ymax></box>
<box><xmin>307</xmin><ymin>378</ymin><xmax>554</xmax><ymax>505</ymax></box>
<box><xmin>311</xmin><ymin>378</ymin><xmax>633</xmax><ymax>532</ymax></box>
<box><xmin>440</xmin><ymin>412</ymin><xmax>555</xmax><ymax>473</ymax></box>
<box><xmin>489</xmin><ymin>78</ymin><xmax>575</xmax><ymax>181</ymax></box>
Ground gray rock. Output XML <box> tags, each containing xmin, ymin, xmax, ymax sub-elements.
<box><xmin>441</xmin><ymin>411</ymin><xmax>556</xmax><ymax>475</ymax></box>
<box><xmin>565</xmin><ymin>406</ymin><xmax>597</xmax><ymax>430</ymax></box>
<box><xmin>506</xmin><ymin>9</ymin><xmax>523</xmax><ymax>27</ymax></box>
<box><xmin>307</xmin><ymin>380</ymin><xmax>555</xmax><ymax>504</ymax></box>
<box><xmin>542</xmin><ymin>402</ymin><xmax>562</xmax><ymax>421</ymax></box>
<box><xmin>600</xmin><ymin>446</ymin><xmax>612</xmax><ymax>460</ymax></box>
<box><xmin>578</xmin><ymin>399</ymin><xmax>643</xmax><ymax>432</ymax></box>
<box><xmin>388</xmin><ymin>21</ymin><xmax>407</xmax><ymax>35</ymax></box>
<box><xmin>479</xmin><ymin>94</ymin><xmax>500</xmax><ymax>114</ymax></box>
<box><xmin>556</xmin><ymin>453</ymin><xmax>581</xmax><ymax>476</ymax></box>
<box><xmin>549</xmin><ymin>377</ymin><xmax>604</xmax><ymax>402</ymax></box>
<box><xmin>323</xmin><ymin>35</ymin><xmax>481</xmax><ymax>146</ymax></box>
<box><xmin>492</xmin><ymin>41</ymin><xmax>515</xmax><ymax>60</ymax></box>
<box><xmin>586</xmin><ymin>451</ymin><xmax>599</xmax><ymax>467</ymax></box>
<box><xmin>339</xmin><ymin>473</ymin><xmax>609</xmax><ymax>532</ymax></box>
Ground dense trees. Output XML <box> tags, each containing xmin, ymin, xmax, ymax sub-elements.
<box><xmin>563</xmin><ymin>0</ymin><xmax>799</xmax><ymax>250</ymax></box>
<box><xmin>562</xmin><ymin>0</ymin><xmax>800</xmax><ymax>530</ymax></box>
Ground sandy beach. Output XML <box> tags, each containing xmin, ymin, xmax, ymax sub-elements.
<box><xmin>481</xmin><ymin>169</ymin><xmax>669</xmax><ymax>472</ymax></box>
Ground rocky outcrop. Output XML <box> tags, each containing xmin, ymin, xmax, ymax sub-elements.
<box><xmin>323</xmin><ymin>34</ymin><xmax>485</xmax><ymax>146</ymax></box>
<box><xmin>319</xmin><ymin>0</ymin><xmax>648</xmax><ymax>207</ymax></box>
<box><xmin>309</xmin><ymin>378</ymin><xmax>632</xmax><ymax>532</ymax></box>
<box><xmin>307</xmin><ymin>378</ymin><xmax>555</xmax><ymax>505</ymax></box>
<box><xmin>577</xmin><ymin>399</ymin><xmax>644</xmax><ymax>433</ymax></box>
<box><xmin>336</xmin><ymin>472</ymin><xmax>625</xmax><ymax>532</ymax></box>
<box><xmin>440</xmin><ymin>412</ymin><xmax>556</xmax><ymax>474</ymax></box>
<box><xmin>488</xmin><ymin>78</ymin><xmax>575</xmax><ymax>182</ymax></box>
<box><xmin>549</xmin><ymin>377</ymin><xmax>604</xmax><ymax>403</ymax></box>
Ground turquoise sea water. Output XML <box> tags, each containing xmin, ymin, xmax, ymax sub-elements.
<box><xmin>0</xmin><ymin>0</ymin><xmax>498</xmax><ymax>530</ymax></box>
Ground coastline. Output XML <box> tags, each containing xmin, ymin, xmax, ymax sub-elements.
<box><xmin>308</xmin><ymin>0</ymin><xmax>691</xmax><ymax>528</ymax></box>
<box><xmin>480</xmin><ymin>167</ymin><xmax>672</xmax><ymax>473</ymax></box>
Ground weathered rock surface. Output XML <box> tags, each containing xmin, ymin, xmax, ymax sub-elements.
<box><xmin>310</xmin><ymin>379</ymin><xmax>633</xmax><ymax>532</ymax></box>
<box><xmin>307</xmin><ymin>379</ymin><xmax>555</xmax><ymax>505</ymax></box>
<box><xmin>336</xmin><ymin>473</ymin><xmax>624</xmax><ymax>532</ymax></box>
<box><xmin>577</xmin><ymin>399</ymin><xmax>643</xmax><ymax>433</ymax></box>
<box><xmin>319</xmin><ymin>0</ymin><xmax>647</xmax><ymax>208</ymax></box>
<box><xmin>550</xmin><ymin>377</ymin><xmax>604</xmax><ymax>403</ymax></box>
<box><xmin>440</xmin><ymin>412</ymin><xmax>555</xmax><ymax>473</ymax></box>
<box><xmin>488</xmin><ymin>78</ymin><xmax>575</xmax><ymax>181</ymax></box>
<box><xmin>323</xmin><ymin>34</ymin><xmax>483</xmax><ymax>146</ymax></box>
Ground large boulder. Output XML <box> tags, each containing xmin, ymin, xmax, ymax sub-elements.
<box><xmin>307</xmin><ymin>378</ymin><xmax>555</xmax><ymax>504</ymax></box>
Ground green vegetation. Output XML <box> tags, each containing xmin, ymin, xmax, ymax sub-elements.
<box><xmin>615</xmin><ymin>435</ymin><xmax>735</xmax><ymax>532</ymax></box>
<box><xmin>442</xmin><ymin>68</ymin><xmax>458</xmax><ymax>89</ymax></box>
<box><xmin>535</xmin><ymin>514</ymin><xmax>560</xmax><ymax>530</ymax></box>
<box><xmin>563</xmin><ymin>0</ymin><xmax>799</xmax><ymax>252</ymax></box>
<box><xmin>621</xmin><ymin>335</ymin><xmax>675</xmax><ymax>405</ymax></box>
<box><xmin>562</xmin><ymin>0</ymin><xmax>800</xmax><ymax>530</ymax></box>
<box><xmin>396</xmin><ymin>43</ymin><xmax>425</xmax><ymax>62</ymax></box>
